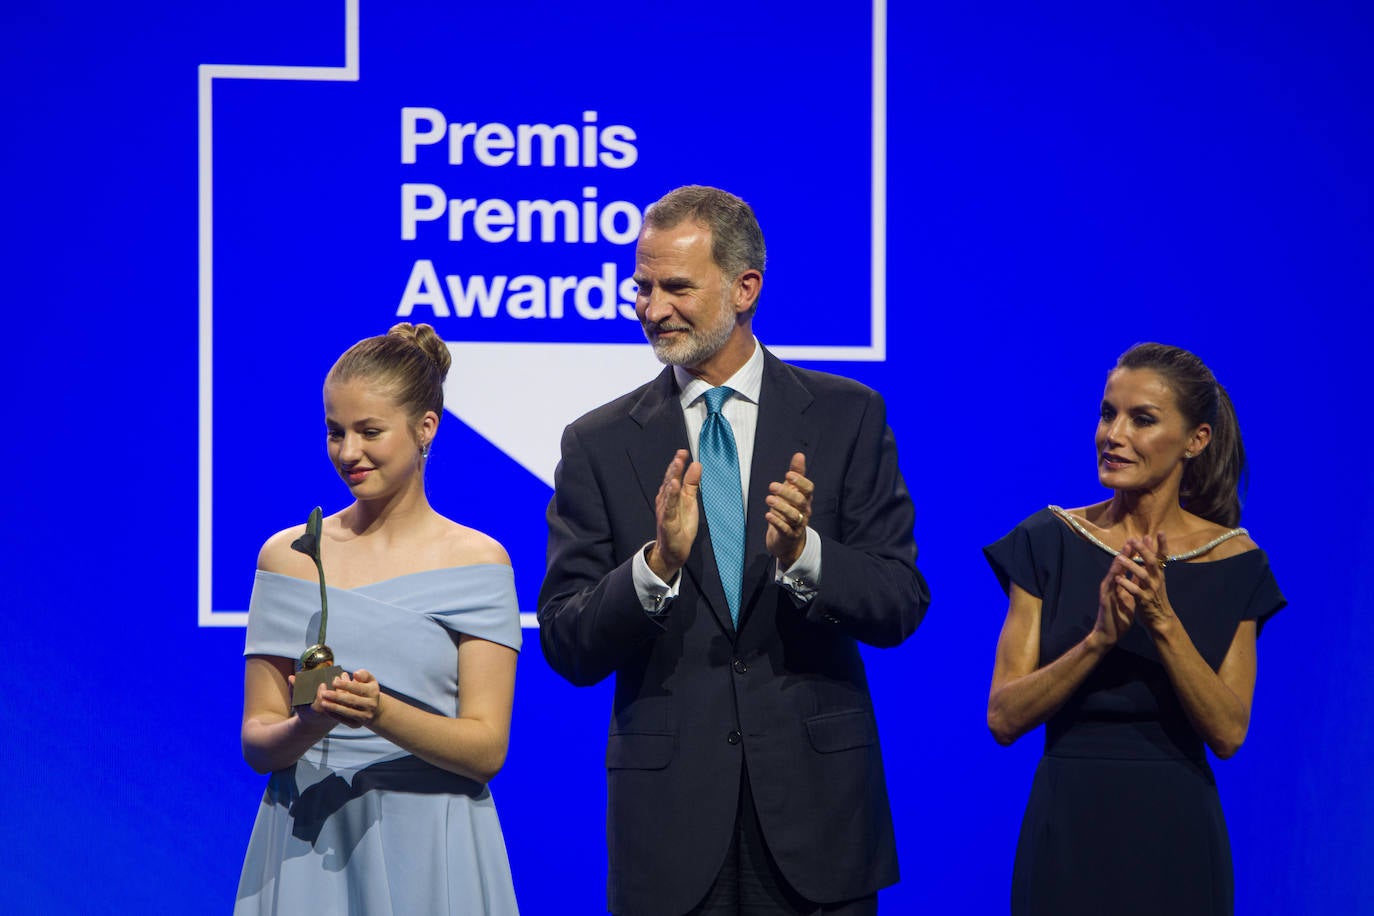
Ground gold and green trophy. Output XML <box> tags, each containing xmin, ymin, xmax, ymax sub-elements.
<box><xmin>289</xmin><ymin>507</ymin><xmax>345</xmax><ymax>707</ymax></box>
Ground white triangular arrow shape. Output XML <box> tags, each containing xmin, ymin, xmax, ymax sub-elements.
<box><xmin>444</xmin><ymin>341</ymin><xmax>666</xmax><ymax>487</ymax></box>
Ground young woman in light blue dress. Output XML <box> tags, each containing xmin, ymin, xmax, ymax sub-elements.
<box><xmin>235</xmin><ymin>323</ymin><xmax>522</xmax><ymax>915</ymax></box>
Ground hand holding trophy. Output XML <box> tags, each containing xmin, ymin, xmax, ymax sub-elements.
<box><xmin>290</xmin><ymin>506</ymin><xmax>345</xmax><ymax>707</ymax></box>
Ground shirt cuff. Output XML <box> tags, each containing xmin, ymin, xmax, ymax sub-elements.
<box><xmin>633</xmin><ymin>541</ymin><xmax>679</xmax><ymax>616</ymax></box>
<box><xmin>775</xmin><ymin>528</ymin><xmax>821</xmax><ymax>606</ymax></box>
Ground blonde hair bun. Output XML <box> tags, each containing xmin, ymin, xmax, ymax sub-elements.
<box><xmin>387</xmin><ymin>322</ymin><xmax>452</xmax><ymax>380</ymax></box>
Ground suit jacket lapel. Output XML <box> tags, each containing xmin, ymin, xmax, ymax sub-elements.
<box><xmin>628</xmin><ymin>367</ymin><xmax>736</xmax><ymax>635</ymax></box>
<box><xmin>739</xmin><ymin>350</ymin><xmax>815</xmax><ymax>629</ymax></box>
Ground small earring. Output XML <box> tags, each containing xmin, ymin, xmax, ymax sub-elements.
<box><xmin>421</xmin><ymin>443</ymin><xmax>431</xmax><ymax>459</ymax></box>
<box><xmin>1184</xmin><ymin>451</ymin><xmax>1194</xmax><ymax>459</ymax></box>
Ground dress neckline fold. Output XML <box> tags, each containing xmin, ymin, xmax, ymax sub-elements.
<box><xmin>256</xmin><ymin>563</ymin><xmax>510</xmax><ymax>593</ymax></box>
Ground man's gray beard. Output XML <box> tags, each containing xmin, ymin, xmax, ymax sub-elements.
<box><xmin>646</xmin><ymin>304</ymin><xmax>736</xmax><ymax>368</ymax></box>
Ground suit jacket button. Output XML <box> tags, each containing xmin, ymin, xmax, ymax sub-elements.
<box><xmin>732</xmin><ymin>658</ymin><xmax>747</xmax><ymax>674</ymax></box>
<box><xmin>727</xmin><ymin>730</ymin><xmax>742</xmax><ymax>745</ymax></box>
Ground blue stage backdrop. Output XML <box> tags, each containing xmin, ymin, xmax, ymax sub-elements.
<box><xmin>3</xmin><ymin>1</ymin><xmax>1371</xmax><ymax>912</ymax></box>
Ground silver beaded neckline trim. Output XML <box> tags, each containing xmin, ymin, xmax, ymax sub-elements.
<box><xmin>1048</xmin><ymin>505</ymin><xmax>1248</xmax><ymax>563</ymax></box>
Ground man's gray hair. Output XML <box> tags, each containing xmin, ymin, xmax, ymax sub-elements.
<box><xmin>644</xmin><ymin>186</ymin><xmax>767</xmax><ymax>316</ymax></box>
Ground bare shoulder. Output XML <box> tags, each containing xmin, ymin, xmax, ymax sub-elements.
<box><xmin>256</xmin><ymin>525</ymin><xmax>316</xmax><ymax>576</ymax></box>
<box><xmin>435</xmin><ymin>518</ymin><xmax>511</xmax><ymax>568</ymax></box>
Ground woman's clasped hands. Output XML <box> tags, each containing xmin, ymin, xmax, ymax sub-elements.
<box><xmin>288</xmin><ymin>669</ymin><xmax>384</xmax><ymax>729</ymax></box>
<box><xmin>1096</xmin><ymin>533</ymin><xmax>1177</xmax><ymax>646</ymax></box>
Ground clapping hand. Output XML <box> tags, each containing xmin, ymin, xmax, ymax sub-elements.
<box><xmin>1095</xmin><ymin>555</ymin><xmax>1138</xmax><ymax>647</ymax></box>
<box><xmin>765</xmin><ymin>452</ymin><xmax>813</xmax><ymax>568</ymax></box>
<box><xmin>648</xmin><ymin>449</ymin><xmax>701</xmax><ymax>582</ymax></box>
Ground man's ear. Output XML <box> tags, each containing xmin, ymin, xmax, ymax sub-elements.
<box><xmin>732</xmin><ymin>269</ymin><xmax>762</xmax><ymax>314</ymax></box>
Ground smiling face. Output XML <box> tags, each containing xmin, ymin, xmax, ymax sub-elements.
<box><xmin>1096</xmin><ymin>368</ymin><xmax>1211</xmax><ymax>496</ymax></box>
<box><xmin>632</xmin><ymin>220</ymin><xmax>760</xmax><ymax>383</ymax></box>
<box><xmin>324</xmin><ymin>378</ymin><xmax>437</xmax><ymax>502</ymax></box>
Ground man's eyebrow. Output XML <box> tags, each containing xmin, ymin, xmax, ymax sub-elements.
<box><xmin>630</xmin><ymin>274</ymin><xmax>697</xmax><ymax>288</ymax></box>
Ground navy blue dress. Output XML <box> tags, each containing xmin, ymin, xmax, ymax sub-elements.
<box><xmin>985</xmin><ymin>508</ymin><xmax>1285</xmax><ymax>916</ymax></box>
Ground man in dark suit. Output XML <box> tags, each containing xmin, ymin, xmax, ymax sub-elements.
<box><xmin>539</xmin><ymin>186</ymin><xmax>930</xmax><ymax>915</ymax></box>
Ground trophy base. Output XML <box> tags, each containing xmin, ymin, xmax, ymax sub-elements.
<box><xmin>292</xmin><ymin>664</ymin><xmax>345</xmax><ymax>707</ymax></box>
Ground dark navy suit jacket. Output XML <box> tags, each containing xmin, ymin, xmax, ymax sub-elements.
<box><xmin>538</xmin><ymin>348</ymin><xmax>930</xmax><ymax>916</ymax></box>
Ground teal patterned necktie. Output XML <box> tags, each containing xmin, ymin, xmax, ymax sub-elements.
<box><xmin>699</xmin><ymin>386</ymin><xmax>745</xmax><ymax>626</ymax></box>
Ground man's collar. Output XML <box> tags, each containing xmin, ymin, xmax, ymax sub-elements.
<box><xmin>675</xmin><ymin>339</ymin><xmax>764</xmax><ymax>407</ymax></box>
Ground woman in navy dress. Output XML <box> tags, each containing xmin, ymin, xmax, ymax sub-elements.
<box><xmin>985</xmin><ymin>343</ymin><xmax>1284</xmax><ymax>915</ymax></box>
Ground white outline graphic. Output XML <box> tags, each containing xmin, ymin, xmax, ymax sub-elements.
<box><xmin>197</xmin><ymin>1</ymin><xmax>360</xmax><ymax>627</ymax></box>
<box><xmin>198</xmin><ymin>0</ymin><xmax>884</xmax><ymax>628</ymax></box>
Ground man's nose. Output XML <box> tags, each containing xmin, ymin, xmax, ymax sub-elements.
<box><xmin>641</xmin><ymin>288</ymin><xmax>672</xmax><ymax>323</ymax></box>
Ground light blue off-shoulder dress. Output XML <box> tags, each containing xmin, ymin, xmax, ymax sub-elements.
<box><xmin>234</xmin><ymin>565</ymin><xmax>522</xmax><ymax>915</ymax></box>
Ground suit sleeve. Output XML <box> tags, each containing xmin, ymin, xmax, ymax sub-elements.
<box><xmin>802</xmin><ymin>389</ymin><xmax>930</xmax><ymax>648</ymax></box>
<box><xmin>537</xmin><ymin>422</ymin><xmax>665</xmax><ymax>686</ymax></box>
